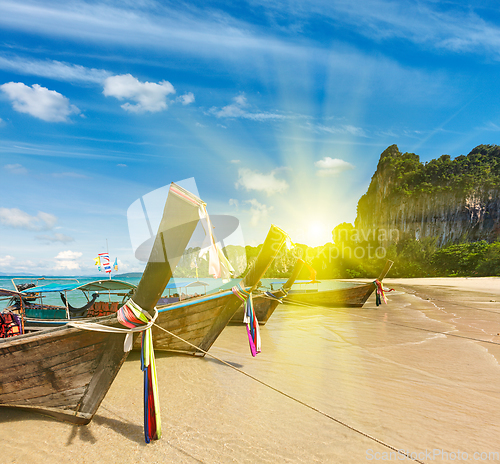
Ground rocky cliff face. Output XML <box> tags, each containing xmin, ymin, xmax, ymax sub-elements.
<box><xmin>355</xmin><ymin>145</ymin><xmax>500</xmax><ymax>247</ymax></box>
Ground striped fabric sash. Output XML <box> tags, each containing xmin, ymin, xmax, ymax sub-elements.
<box><xmin>117</xmin><ymin>299</ymin><xmax>161</xmax><ymax>443</ymax></box>
<box><xmin>373</xmin><ymin>280</ymin><xmax>387</xmax><ymax>306</ymax></box>
<box><xmin>232</xmin><ymin>283</ymin><xmax>250</xmax><ymax>301</ymax></box>
<box><xmin>232</xmin><ymin>283</ymin><xmax>261</xmax><ymax>357</ymax></box>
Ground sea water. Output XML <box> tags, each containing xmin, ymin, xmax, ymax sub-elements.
<box><xmin>0</xmin><ymin>275</ymin><xmax>362</xmax><ymax>310</ymax></box>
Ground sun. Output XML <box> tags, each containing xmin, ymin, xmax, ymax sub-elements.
<box><xmin>307</xmin><ymin>221</ymin><xmax>328</xmax><ymax>246</ymax></box>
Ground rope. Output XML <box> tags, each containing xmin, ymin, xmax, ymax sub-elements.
<box><xmin>68</xmin><ymin>299</ymin><xmax>161</xmax><ymax>443</ymax></box>
<box><xmin>152</xmin><ymin>323</ymin><xmax>425</xmax><ymax>464</ymax></box>
<box><xmin>262</xmin><ymin>291</ymin><xmax>284</xmax><ymax>302</ymax></box>
<box><xmin>68</xmin><ymin>302</ymin><xmax>158</xmax><ymax>352</ymax></box>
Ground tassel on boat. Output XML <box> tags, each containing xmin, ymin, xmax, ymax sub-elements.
<box><xmin>373</xmin><ymin>279</ymin><xmax>387</xmax><ymax>306</ymax></box>
<box><xmin>244</xmin><ymin>295</ymin><xmax>261</xmax><ymax>357</ymax></box>
<box><xmin>118</xmin><ymin>300</ymin><xmax>161</xmax><ymax>443</ymax></box>
<box><xmin>141</xmin><ymin>328</ymin><xmax>161</xmax><ymax>443</ymax></box>
<box><xmin>232</xmin><ymin>283</ymin><xmax>260</xmax><ymax>356</ymax></box>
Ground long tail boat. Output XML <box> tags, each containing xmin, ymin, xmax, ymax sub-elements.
<box><xmin>137</xmin><ymin>224</ymin><xmax>288</xmax><ymax>355</ymax></box>
<box><xmin>229</xmin><ymin>258</ymin><xmax>305</xmax><ymax>325</ymax></box>
<box><xmin>282</xmin><ymin>260</ymin><xmax>394</xmax><ymax>307</ymax></box>
<box><xmin>0</xmin><ymin>183</ymin><xmax>201</xmax><ymax>424</ymax></box>
<box><xmin>5</xmin><ymin>279</ymin><xmax>137</xmax><ymax>331</ymax></box>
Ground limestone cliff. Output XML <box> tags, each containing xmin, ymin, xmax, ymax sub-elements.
<box><xmin>355</xmin><ymin>145</ymin><xmax>500</xmax><ymax>246</ymax></box>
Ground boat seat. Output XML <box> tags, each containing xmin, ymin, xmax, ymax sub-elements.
<box><xmin>86</xmin><ymin>301</ymin><xmax>120</xmax><ymax>317</ymax></box>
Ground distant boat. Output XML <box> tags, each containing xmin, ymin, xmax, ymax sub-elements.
<box><xmin>229</xmin><ymin>258</ymin><xmax>305</xmax><ymax>325</ymax></box>
<box><xmin>7</xmin><ymin>279</ymin><xmax>137</xmax><ymax>330</ymax></box>
<box><xmin>0</xmin><ymin>182</ymin><xmax>202</xmax><ymax>425</ymax></box>
<box><xmin>134</xmin><ymin>224</ymin><xmax>289</xmax><ymax>355</ymax></box>
<box><xmin>282</xmin><ymin>260</ymin><xmax>394</xmax><ymax>307</ymax></box>
<box><xmin>157</xmin><ymin>280</ymin><xmax>208</xmax><ymax>305</ymax></box>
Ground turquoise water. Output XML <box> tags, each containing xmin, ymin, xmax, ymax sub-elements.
<box><xmin>0</xmin><ymin>275</ymin><xmax>367</xmax><ymax>311</ymax></box>
<box><xmin>0</xmin><ymin>275</ymin><xmax>234</xmax><ymax>310</ymax></box>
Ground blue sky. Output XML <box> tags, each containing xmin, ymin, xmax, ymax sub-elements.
<box><xmin>1</xmin><ymin>0</ymin><xmax>500</xmax><ymax>275</ymax></box>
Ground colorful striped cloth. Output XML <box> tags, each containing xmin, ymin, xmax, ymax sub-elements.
<box><xmin>117</xmin><ymin>300</ymin><xmax>161</xmax><ymax>443</ymax></box>
<box><xmin>232</xmin><ymin>283</ymin><xmax>261</xmax><ymax>357</ymax></box>
<box><xmin>373</xmin><ymin>280</ymin><xmax>395</xmax><ymax>306</ymax></box>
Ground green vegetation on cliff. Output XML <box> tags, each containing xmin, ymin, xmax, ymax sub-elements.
<box><xmin>351</xmin><ymin>144</ymin><xmax>500</xmax><ymax>276</ymax></box>
<box><xmin>358</xmin><ymin>144</ymin><xmax>500</xmax><ymax>220</ymax></box>
<box><xmin>379</xmin><ymin>143</ymin><xmax>499</xmax><ymax>194</ymax></box>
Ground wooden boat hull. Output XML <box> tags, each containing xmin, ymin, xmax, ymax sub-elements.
<box><xmin>229</xmin><ymin>290</ymin><xmax>285</xmax><ymax>325</ymax></box>
<box><xmin>134</xmin><ymin>291</ymin><xmax>236</xmax><ymax>355</ymax></box>
<box><xmin>283</xmin><ymin>260</ymin><xmax>394</xmax><ymax>308</ymax></box>
<box><xmin>0</xmin><ymin>317</ymin><xmax>127</xmax><ymax>424</ymax></box>
<box><xmin>284</xmin><ymin>282</ymin><xmax>376</xmax><ymax>307</ymax></box>
<box><xmin>134</xmin><ymin>225</ymin><xmax>290</xmax><ymax>355</ymax></box>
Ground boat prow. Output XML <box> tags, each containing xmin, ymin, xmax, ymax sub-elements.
<box><xmin>283</xmin><ymin>260</ymin><xmax>394</xmax><ymax>307</ymax></box>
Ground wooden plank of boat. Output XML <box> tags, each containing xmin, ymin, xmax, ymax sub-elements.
<box><xmin>229</xmin><ymin>258</ymin><xmax>305</xmax><ymax>325</ymax></box>
<box><xmin>283</xmin><ymin>260</ymin><xmax>394</xmax><ymax>307</ymax></box>
<box><xmin>0</xmin><ymin>182</ymin><xmax>202</xmax><ymax>424</ymax></box>
<box><xmin>141</xmin><ymin>224</ymin><xmax>288</xmax><ymax>355</ymax></box>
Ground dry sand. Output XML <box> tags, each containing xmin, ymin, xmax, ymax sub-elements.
<box><xmin>2</xmin><ymin>277</ymin><xmax>500</xmax><ymax>463</ymax></box>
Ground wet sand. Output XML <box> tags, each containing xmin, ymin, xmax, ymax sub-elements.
<box><xmin>2</xmin><ymin>277</ymin><xmax>500</xmax><ymax>463</ymax></box>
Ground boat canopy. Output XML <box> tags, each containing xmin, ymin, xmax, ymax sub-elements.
<box><xmin>21</xmin><ymin>282</ymin><xmax>81</xmax><ymax>293</ymax></box>
<box><xmin>0</xmin><ymin>288</ymin><xmax>23</xmax><ymax>298</ymax></box>
<box><xmin>77</xmin><ymin>280</ymin><xmax>136</xmax><ymax>292</ymax></box>
<box><xmin>21</xmin><ymin>279</ymin><xmax>136</xmax><ymax>294</ymax></box>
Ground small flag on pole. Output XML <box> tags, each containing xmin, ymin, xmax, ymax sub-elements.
<box><xmin>99</xmin><ymin>252</ymin><xmax>112</xmax><ymax>273</ymax></box>
<box><xmin>113</xmin><ymin>258</ymin><xmax>118</xmax><ymax>271</ymax></box>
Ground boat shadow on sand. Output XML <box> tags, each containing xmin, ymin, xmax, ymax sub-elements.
<box><xmin>0</xmin><ymin>407</ymin><xmax>146</xmax><ymax>445</ymax></box>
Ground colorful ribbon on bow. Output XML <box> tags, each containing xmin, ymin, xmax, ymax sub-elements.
<box><xmin>117</xmin><ymin>300</ymin><xmax>161</xmax><ymax>443</ymax></box>
<box><xmin>232</xmin><ymin>283</ymin><xmax>260</xmax><ymax>357</ymax></box>
<box><xmin>373</xmin><ymin>280</ymin><xmax>395</xmax><ymax>306</ymax></box>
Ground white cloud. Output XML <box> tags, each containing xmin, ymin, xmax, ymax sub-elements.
<box><xmin>315</xmin><ymin>157</ymin><xmax>355</xmax><ymax>177</ymax></box>
<box><xmin>54</xmin><ymin>260</ymin><xmax>81</xmax><ymax>270</ymax></box>
<box><xmin>245</xmin><ymin>199</ymin><xmax>273</xmax><ymax>227</ymax></box>
<box><xmin>52</xmin><ymin>172</ymin><xmax>87</xmax><ymax>178</ymax></box>
<box><xmin>117</xmin><ymin>163</ymin><xmax>127</xmax><ymax>167</ymax></box>
<box><xmin>235</xmin><ymin>168</ymin><xmax>288</xmax><ymax>196</ymax></box>
<box><xmin>0</xmin><ymin>207</ymin><xmax>57</xmax><ymax>230</ymax></box>
<box><xmin>0</xmin><ymin>82</ymin><xmax>80</xmax><ymax>122</ymax></box>
<box><xmin>0</xmin><ymin>255</ymin><xmax>15</xmax><ymax>267</ymax></box>
<box><xmin>54</xmin><ymin>250</ymin><xmax>82</xmax><ymax>270</ymax></box>
<box><xmin>0</xmin><ymin>55</ymin><xmax>110</xmax><ymax>84</ymax></box>
<box><xmin>248</xmin><ymin>0</ymin><xmax>500</xmax><ymax>57</ymax></box>
<box><xmin>307</xmin><ymin>122</ymin><xmax>368</xmax><ymax>137</ymax></box>
<box><xmin>177</xmin><ymin>92</ymin><xmax>195</xmax><ymax>105</ymax></box>
<box><xmin>55</xmin><ymin>250</ymin><xmax>82</xmax><ymax>260</ymax></box>
<box><xmin>210</xmin><ymin>95</ymin><xmax>288</xmax><ymax>121</ymax></box>
<box><xmin>36</xmin><ymin>233</ymin><xmax>75</xmax><ymax>243</ymax></box>
<box><xmin>5</xmin><ymin>163</ymin><xmax>27</xmax><ymax>174</ymax></box>
<box><xmin>103</xmin><ymin>74</ymin><xmax>176</xmax><ymax>113</ymax></box>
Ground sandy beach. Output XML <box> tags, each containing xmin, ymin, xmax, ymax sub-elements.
<box><xmin>2</xmin><ymin>277</ymin><xmax>500</xmax><ymax>463</ymax></box>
